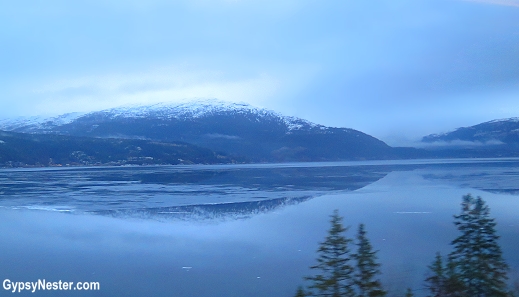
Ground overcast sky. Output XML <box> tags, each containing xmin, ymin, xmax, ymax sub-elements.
<box><xmin>2</xmin><ymin>0</ymin><xmax>519</xmax><ymax>145</ymax></box>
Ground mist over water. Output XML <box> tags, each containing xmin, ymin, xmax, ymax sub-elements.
<box><xmin>1</xmin><ymin>159</ymin><xmax>519</xmax><ymax>296</ymax></box>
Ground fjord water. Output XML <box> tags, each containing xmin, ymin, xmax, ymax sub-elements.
<box><xmin>1</xmin><ymin>159</ymin><xmax>518</xmax><ymax>296</ymax></box>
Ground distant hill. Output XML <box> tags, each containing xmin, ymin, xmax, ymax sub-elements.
<box><xmin>0</xmin><ymin>130</ymin><xmax>234</xmax><ymax>167</ymax></box>
<box><xmin>422</xmin><ymin>118</ymin><xmax>519</xmax><ymax>145</ymax></box>
<box><xmin>420</xmin><ymin>118</ymin><xmax>519</xmax><ymax>158</ymax></box>
<box><xmin>0</xmin><ymin>100</ymin><xmax>412</xmax><ymax>162</ymax></box>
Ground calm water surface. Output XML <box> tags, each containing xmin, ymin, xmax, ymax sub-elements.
<box><xmin>0</xmin><ymin>159</ymin><xmax>518</xmax><ymax>296</ymax></box>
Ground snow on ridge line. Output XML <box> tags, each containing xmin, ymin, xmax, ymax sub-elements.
<box><xmin>0</xmin><ymin>112</ymin><xmax>85</xmax><ymax>131</ymax></box>
<box><xmin>0</xmin><ymin>99</ymin><xmax>322</xmax><ymax>132</ymax></box>
<box><xmin>97</xmin><ymin>99</ymin><xmax>276</xmax><ymax>119</ymax></box>
<box><xmin>422</xmin><ymin>117</ymin><xmax>519</xmax><ymax>142</ymax></box>
<box><xmin>0</xmin><ymin>116</ymin><xmax>46</xmax><ymax>130</ymax></box>
<box><xmin>45</xmin><ymin>112</ymin><xmax>86</xmax><ymax>125</ymax></box>
<box><xmin>424</xmin><ymin>117</ymin><xmax>519</xmax><ymax>140</ymax></box>
<box><xmin>92</xmin><ymin>99</ymin><xmax>321</xmax><ymax>130</ymax></box>
<box><xmin>0</xmin><ymin>100</ymin><xmax>264</xmax><ymax>129</ymax></box>
<box><xmin>486</xmin><ymin>117</ymin><xmax>519</xmax><ymax>124</ymax></box>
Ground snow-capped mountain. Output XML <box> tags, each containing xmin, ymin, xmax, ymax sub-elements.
<box><xmin>92</xmin><ymin>100</ymin><xmax>310</xmax><ymax>122</ymax></box>
<box><xmin>0</xmin><ymin>112</ymin><xmax>85</xmax><ymax>133</ymax></box>
<box><xmin>422</xmin><ymin>117</ymin><xmax>519</xmax><ymax>145</ymax></box>
<box><xmin>0</xmin><ymin>99</ymin><xmax>398</xmax><ymax>162</ymax></box>
<box><xmin>1</xmin><ymin>100</ymin><xmax>323</xmax><ymax>133</ymax></box>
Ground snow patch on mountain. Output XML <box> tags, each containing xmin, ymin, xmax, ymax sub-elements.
<box><xmin>94</xmin><ymin>99</ymin><xmax>308</xmax><ymax>128</ymax></box>
<box><xmin>0</xmin><ymin>112</ymin><xmax>85</xmax><ymax>132</ymax></box>
<box><xmin>0</xmin><ymin>99</ymin><xmax>325</xmax><ymax>133</ymax></box>
<box><xmin>0</xmin><ymin>116</ymin><xmax>46</xmax><ymax>131</ymax></box>
<box><xmin>487</xmin><ymin>117</ymin><xmax>519</xmax><ymax>124</ymax></box>
<box><xmin>422</xmin><ymin>116</ymin><xmax>519</xmax><ymax>145</ymax></box>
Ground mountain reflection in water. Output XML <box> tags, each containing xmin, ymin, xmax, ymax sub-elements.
<box><xmin>1</xmin><ymin>159</ymin><xmax>518</xmax><ymax>297</ymax></box>
<box><xmin>0</xmin><ymin>164</ymin><xmax>392</xmax><ymax>220</ymax></box>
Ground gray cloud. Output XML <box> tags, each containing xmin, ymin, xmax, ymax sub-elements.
<box><xmin>2</xmin><ymin>0</ymin><xmax>519</xmax><ymax>144</ymax></box>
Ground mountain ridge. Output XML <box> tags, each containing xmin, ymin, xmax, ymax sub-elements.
<box><xmin>0</xmin><ymin>99</ymin><xmax>322</xmax><ymax>134</ymax></box>
<box><xmin>0</xmin><ymin>99</ymin><xmax>401</xmax><ymax>162</ymax></box>
<box><xmin>422</xmin><ymin>117</ymin><xmax>519</xmax><ymax>146</ymax></box>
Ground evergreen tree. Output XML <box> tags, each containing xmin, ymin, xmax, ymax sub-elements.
<box><xmin>424</xmin><ymin>252</ymin><xmax>447</xmax><ymax>297</ymax></box>
<box><xmin>443</xmin><ymin>256</ymin><xmax>464</xmax><ymax>297</ymax></box>
<box><xmin>404</xmin><ymin>288</ymin><xmax>414</xmax><ymax>297</ymax></box>
<box><xmin>294</xmin><ymin>286</ymin><xmax>308</xmax><ymax>297</ymax></box>
<box><xmin>449</xmin><ymin>194</ymin><xmax>508</xmax><ymax>297</ymax></box>
<box><xmin>448</xmin><ymin>194</ymin><xmax>509</xmax><ymax>297</ymax></box>
<box><xmin>424</xmin><ymin>195</ymin><xmax>510</xmax><ymax>296</ymax></box>
<box><xmin>305</xmin><ymin>209</ymin><xmax>355</xmax><ymax>297</ymax></box>
<box><xmin>354</xmin><ymin>224</ymin><xmax>386</xmax><ymax>297</ymax></box>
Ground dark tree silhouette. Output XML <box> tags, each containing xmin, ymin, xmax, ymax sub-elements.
<box><xmin>404</xmin><ymin>288</ymin><xmax>414</xmax><ymax>297</ymax></box>
<box><xmin>425</xmin><ymin>253</ymin><xmax>447</xmax><ymax>297</ymax></box>
<box><xmin>305</xmin><ymin>210</ymin><xmax>355</xmax><ymax>297</ymax></box>
<box><xmin>294</xmin><ymin>286</ymin><xmax>308</xmax><ymax>297</ymax></box>
<box><xmin>354</xmin><ymin>224</ymin><xmax>386</xmax><ymax>297</ymax></box>
<box><xmin>449</xmin><ymin>194</ymin><xmax>509</xmax><ymax>297</ymax></box>
<box><xmin>425</xmin><ymin>194</ymin><xmax>510</xmax><ymax>297</ymax></box>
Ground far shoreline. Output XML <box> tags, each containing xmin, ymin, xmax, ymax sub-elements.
<box><xmin>2</xmin><ymin>157</ymin><xmax>519</xmax><ymax>171</ymax></box>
